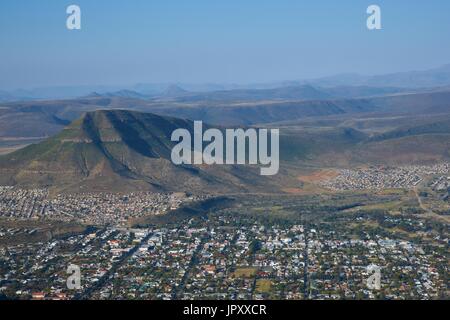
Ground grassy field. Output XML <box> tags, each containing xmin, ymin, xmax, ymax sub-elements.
<box><xmin>232</xmin><ymin>267</ymin><xmax>257</xmax><ymax>278</ymax></box>
<box><xmin>255</xmin><ymin>279</ymin><xmax>272</xmax><ymax>293</ymax></box>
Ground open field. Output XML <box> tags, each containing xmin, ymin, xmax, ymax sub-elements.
<box><xmin>232</xmin><ymin>267</ymin><xmax>258</xmax><ymax>278</ymax></box>
<box><xmin>0</xmin><ymin>146</ymin><xmax>26</xmax><ymax>155</ymax></box>
<box><xmin>297</xmin><ymin>169</ymin><xmax>339</xmax><ymax>183</ymax></box>
<box><xmin>255</xmin><ymin>279</ymin><xmax>272</xmax><ymax>293</ymax></box>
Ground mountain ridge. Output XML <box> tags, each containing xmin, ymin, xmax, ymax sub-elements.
<box><xmin>0</xmin><ymin>110</ymin><xmax>285</xmax><ymax>194</ymax></box>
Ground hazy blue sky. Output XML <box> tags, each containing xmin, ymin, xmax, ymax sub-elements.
<box><xmin>1</xmin><ymin>0</ymin><xmax>450</xmax><ymax>89</ymax></box>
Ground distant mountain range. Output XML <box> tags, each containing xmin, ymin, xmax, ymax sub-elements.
<box><xmin>1</xmin><ymin>87</ymin><xmax>450</xmax><ymax>139</ymax></box>
<box><xmin>2</xmin><ymin>107</ymin><xmax>450</xmax><ymax>193</ymax></box>
<box><xmin>2</xmin><ymin>64</ymin><xmax>450</xmax><ymax>102</ymax></box>
<box><xmin>1</xmin><ymin>64</ymin><xmax>450</xmax><ymax>193</ymax></box>
<box><xmin>305</xmin><ymin>64</ymin><xmax>450</xmax><ymax>88</ymax></box>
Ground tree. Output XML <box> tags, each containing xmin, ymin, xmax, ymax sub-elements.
<box><xmin>249</xmin><ymin>240</ymin><xmax>262</xmax><ymax>254</ymax></box>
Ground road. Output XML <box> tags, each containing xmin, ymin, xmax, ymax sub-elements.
<box><xmin>74</xmin><ymin>229</ymin><xmax>154</xmax><ymax>300</ymax></box>
<box><xmin>413</xmin><ymin>187</ymin><xmax>449</xmax><ymax>224</ymax></box>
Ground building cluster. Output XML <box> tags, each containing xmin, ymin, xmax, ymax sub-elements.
<box><xmin>2</xmin><ymin>212</ymin><xmax>445</xmax><ymax>300</ymax></box>
<box><xmin>0</xmin><ymin>187</ymin><xmax>204</xmax><ymax>225</ymax></box>
<box><xmin>0</xmin><ymin>228</ymin><xmax>135</xmax><ymax>300</ymax></box>
<box><xmin>0</xmin><ymin>226</ymin><xmax>38</xmax><ymax>238</ymax></box>
<box><xmin>322</xmin><ymin>163</ymin><xmax>450</xmax><ymax>191</ymax></box>
<box><xmin>429</xmin><ymin>175</ymin><xmax>450</xmax><ymax>201</ymax></box>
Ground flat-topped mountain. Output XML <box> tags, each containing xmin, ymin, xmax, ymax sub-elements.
<box><xmin>0</xmin><ymin>110</ymin><xmax>281</xmax><ymax>193</ymax></box>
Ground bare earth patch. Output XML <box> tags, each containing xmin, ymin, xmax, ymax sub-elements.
<box><xmin>297</xmin><ymin>169</ymin><xmax>339</xmax><ymax>183</ymax></box>
<box><xmin>0</xmin><ymin>145</ymin><xmax>28</xmax><ymax>155</ymax></box>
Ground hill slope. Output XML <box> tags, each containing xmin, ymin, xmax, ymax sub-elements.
<box><xmin>0</xmin><ymin>110</ymin><xmax>282</xmax><ymax>193</ymax></box>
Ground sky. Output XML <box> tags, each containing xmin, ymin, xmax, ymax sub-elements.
<box><xmin>1</xmin><ymin>0</ymin><xmax>450</xmax><ymax>89</ymax></box>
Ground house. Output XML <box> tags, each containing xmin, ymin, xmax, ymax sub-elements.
<box><xmin>203</xmin><ymin>265</ymin><xmax>216</xmax><ymax>274</ymax></box>
<box><xmin>54</xmin><ymin>292</ymin><xmax>67</xmax><ymax>300</ymax></box>
<box><xmin>32</xmin><ymin>292</ymin><xmax>46</xmax><ymax>300</ymax></box>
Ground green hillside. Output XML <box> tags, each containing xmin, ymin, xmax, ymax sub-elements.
<box><xmin>0</xmin><ymin>110</ymin><xmax>285</xmax><ymax>194</ymax></box>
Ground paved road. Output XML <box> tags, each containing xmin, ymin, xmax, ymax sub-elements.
<box><xmin>74</xmin><ymin>229</ymin><xmax>153</xmax><ymax>300</ymax></box>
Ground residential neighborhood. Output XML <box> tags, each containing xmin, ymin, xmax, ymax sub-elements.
<box><xmin>0</xmin><ymin>187</ymin><xmax>204</xmax><ymax>225</ymax></box>
<box><xmin>1</xmin><ymin>212</ymin><xmax>447</xmax><ymax>300</ymax></box>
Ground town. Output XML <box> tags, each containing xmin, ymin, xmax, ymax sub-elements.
<box><xmin>0</xmin><ymin>187</ymin><xmax>205</xmax><ymax>226</ymax></box>
<box><xmin>0</xmin><ymin>210</ymin><xmax>447</xmax><ymax>300</ymax></box>
<box><xmin>321</xmin><ymin>163</ymin><xmax>450</xmax><ymax>191</ymax></box>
